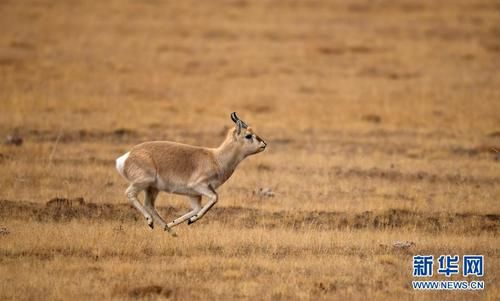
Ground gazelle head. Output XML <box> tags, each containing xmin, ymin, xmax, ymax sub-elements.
<box><xmin>230</xmin><ymin>112</ymin><xmax>267</xmax><ymax>156</ymax></box>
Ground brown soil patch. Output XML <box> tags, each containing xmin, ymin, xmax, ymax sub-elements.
<box><xmin>1</xmin><ymin>198</ymin><xmax>497</xmax><ymax>234</ymax></box>
<box><xmin>128</xmin><ymin>285</ymin><xmax>173</xmax><ymax>299</ymax></box>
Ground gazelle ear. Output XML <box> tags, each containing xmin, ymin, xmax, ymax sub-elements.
<box><xmin>236</xmin><ymin>120</ymin><xmax>243</xmax><ymax>135</ymax></box>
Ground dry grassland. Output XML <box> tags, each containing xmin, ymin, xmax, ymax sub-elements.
<box><xmin>0</xmin><ymin>0</ymin><xmax>499</xmax><ymax>300</ymax></box>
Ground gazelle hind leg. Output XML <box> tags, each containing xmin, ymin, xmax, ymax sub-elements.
<box><xmin>143</xmin><ymin>187</ymin><xmax>160</xmax><ymax>229</ymax></box>
<box><xmin>126</xmin><ymin>184</ymin><xmax>154</xmax><ymax>229</ymax></box>
<box><xmin>167</xmin><ymin>196</ymin><xmax>202</xmax><ymax>228</ymax></box>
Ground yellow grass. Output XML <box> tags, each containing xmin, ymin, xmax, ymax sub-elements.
<box><xmin>0</xmin><ymin>0</ymin><xmax>499</xmax><ymax>300</ymax></box>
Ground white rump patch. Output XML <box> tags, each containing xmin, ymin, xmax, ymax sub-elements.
<box><xmin>115</xmin><ymin>152</ymin><xmax>130</xmax><ymax>179</ymax></box>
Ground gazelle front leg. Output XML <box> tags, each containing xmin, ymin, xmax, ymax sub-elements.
<box><xmin>143</xmin><ymin>187</ymin><xmax>179</xmax><ymax>236</ymax></box>
<box><xmin>167</xmin><ymin>196</ymin><xmax>202</xmax><ymax>228</ymax></box>
<box><xmin>188</xmin><ymin>185</ymin><xmax>218</xmax><ymax>225</ymax></box>
<box><xmin>144</xmin><ymin>187</ymin><xmax>165</xmax><ymax>229</ymax></box>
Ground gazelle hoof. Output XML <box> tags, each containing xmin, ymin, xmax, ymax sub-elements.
<box><xmin>146</xmin><ymin>217</ymin><xmax>154</xmax><ymax>229</ymax></box>
<box><xmin>164</xmin><ymin>226</ymin><xmax>177</xmax><ymax>237</ymax></box>
<box><xmin>187</xmin><ymin>215</ymin><xmax>199</xmax><ymax>225</ymax></box>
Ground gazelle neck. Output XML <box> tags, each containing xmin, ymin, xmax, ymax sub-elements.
<box><xmin>213</xmin><ymin>135</ymin><xmax>245</xmax><ymax>182</ymax></box>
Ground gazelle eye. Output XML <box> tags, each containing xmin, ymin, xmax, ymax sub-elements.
<box><xmin>245</xmin><ymin>134</ymin><xmax>253</xmax><ymax>140</ymax></box>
